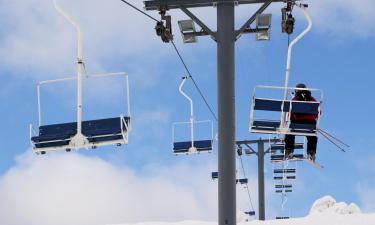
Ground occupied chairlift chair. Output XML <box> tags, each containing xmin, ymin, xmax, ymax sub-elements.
<box><xmin>29</xmin><ymin>0</ymin><xmax>131</xmax><ymax>154</ymax></box>
<box><xmin>249</xmin><ymin>4</ymin><xmax>322</xmax><ymax>136</ymax></box>
<box><xmin>172</xmin><ymin>76</ymin><xmax>213</xmax><ymax>155</ymax></box>
<box><xmin>250</xmin><ymin>86</ymin><xmax>322</xmax><ymax>136</ymax></box>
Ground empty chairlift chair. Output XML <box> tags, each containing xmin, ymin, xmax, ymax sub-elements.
<box><xmin>30</xmin><ymin>73</ymin><xmax>131</xmax><ymax>154</ymax></box>
<box><xmin>245</xmin><ymin>211</ymin><xmax>256</xmax><ymax>216</ymax></box>
<box><xmin>249</xmin><ymin>85</ymin><xmax>322</xmax><ymax>136</ymax></box>
<box><xmin>29</xmin><ymin>0</ymin><xmax>131</xmax><ymax>154</ymax></box>
<box><xmin>172</xmin><ymin>76</ymin><xmax>213</xmax><ymax>155</ymax></box>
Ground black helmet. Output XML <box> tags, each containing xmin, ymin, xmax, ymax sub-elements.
<box><xmin>295</xmin><ymin>83</ymin><xmax>306</xmax><ymax>94</ymax></box>
<box><xmin>296</xmin><ymin>83</ymin><xmax>307</xmax><ymax>89</ymax></box>
<box><xmin>295</xmin><ymin>83</ymin><xmax>311</xmax><ymax>100</ymax></box>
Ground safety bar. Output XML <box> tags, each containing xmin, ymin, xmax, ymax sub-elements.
<box><xmin>172</xmin><ymin>119</ymin><xmax>214</xmax><ymax>152</ymax></box>
<box><xmin>36</xmin><ymin>72</ymin><xmax>130</xmax><ymax>127</ymax></box>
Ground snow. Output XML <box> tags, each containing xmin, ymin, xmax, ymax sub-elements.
<box><xmin>109</xmin><ymin>196</ymin><xmax>375</xmax><ymax>225</ymax></box>
<box><xmin>309</xmin><ymin>195</ymin><xmax>361</xmax><ymax>215</ymax></box>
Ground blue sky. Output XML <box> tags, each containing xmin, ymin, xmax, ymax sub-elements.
<box><xmin>0</xmin><ymin>0</ymin><xmax>374</xmax><ymax>224</ymax></box>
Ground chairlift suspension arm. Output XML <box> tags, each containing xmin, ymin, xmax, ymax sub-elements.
<box><xmin>53</xmin><ymin>0</ymin><xmax>85</xmax><ymax>141</ymax></box>
<box><xmin>179</xmin><ymin>76</ymin><xmax>195</xmax><ymax>146</ymax></box>
<box><xmin>280</xmin><ymin>4</ymin><xmax>312</xmax><ymax>127</ymax></box>
<box><xmin>283</xmin><ymin>4</ymin><xmax>312</xmax><ymax>101</ymax></box>
<box><xmin>53</xmin><ymin>0</ymin><xmax>83</xmax><ymax>60</ymax></box>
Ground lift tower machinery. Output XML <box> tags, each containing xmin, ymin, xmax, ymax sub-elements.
<box><xmin>144</xmin><ymin>1</ymin><xmax>284</xmax><ymax>225</ymax></box>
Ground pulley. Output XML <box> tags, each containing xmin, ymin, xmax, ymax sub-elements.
<box><xmin>155</xmin><ymin>8</ymin><xmax>173</xmax><ymax>43</ymax></box>
<box><xmin>281</xmin><ymin>2</ymin><xmax>295</xmax><ymax>35</ymax></box>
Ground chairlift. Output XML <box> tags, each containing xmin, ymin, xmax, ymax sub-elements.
<box><xmin>250</xmin><ymin>86</ymin><xmax>322</xmax><ymax>136</ymax></box>
<box><xmin>245</xmin><ymin>211</ymin><xmax>256</xmax><ymax>216</ymax></box>
<box><xmin>29</xmin><ymin>0</ymin><xmax>131</xmax><ymax>154</ymax></box>
<box><xmin>274</xmin><ymin>176</ymin><xmax>296</xmax><ymax>180</ymax></box>
<box><xmin>249</xmin><ymin>4</ymin><xmax>322</xmax><ymax>136</ymax></box>
<box><xmin>211</xmin><ymin>172</ymin><xmax>248</xmax><ymax>185</ymax></box>
<box><xmin>276</xmin><ymin>216</ymin><xmax>290</xmax><ymax>220</ymax></box>
<box><xmin>275</xmin><ymin>184</ymin><xmax>292</xmax><ymax>189</ymax></box>
<box><xmin>172</xmin><ymin>76</ymin><xmax>213</xmax><ymax>155</ymax></box>
<box><xmin>270</xmin><ymin>141</ymin><xmax>315</xmax><ymax>163</ymax></box>
<box><xmin>275</xmin><ymin>190</ymin><xmax>292</xmax><ymax>193</ymax></box>
<box><xmin>270</xmin><ymin>143</ymin><xmax>303</xmax><ymax>154</ymax></box>
<box><xmin>273</xmin><ymin>168</ymin><xmax>296</xmax><ymax>174</ymax></box>
<box><xmin>236</xmin><ymin>178</ymin><xmax>248</xmax><ymax>185</ymax></box>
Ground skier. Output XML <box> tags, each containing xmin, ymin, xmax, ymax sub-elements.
<box><xmin>284</xmin><ymin>83</ymin><xmax>319</xmax><ymax>161</ymax></box>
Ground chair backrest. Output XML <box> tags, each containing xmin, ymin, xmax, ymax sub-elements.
<box><xmin>253</xmin><ymin>98</ymin><xmax>320</xmax><ymax>114</ymax></box>
<box><xmin>82</xmin><ymin>117</ymin><xmax>130</xmax><ymax>136</ymax></box>
<box><xmin>39</xmin><ymin>117</ymin><xmax>131</xmax><ymax>137</ymax></box>
<box><xmin>39</xmin><ymin>122</ymin><xmax>77</xmax><ymax>137</ymax></box>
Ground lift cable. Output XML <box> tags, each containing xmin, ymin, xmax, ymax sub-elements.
<box><xmin>119</xmin><ymin>0</ymin><xmax>218</xmax><ymax>122</ymax></box>
<box><xmin>119</xmin><ymin>0</ymin><xmax>159</xmax><ymax>22</ymax></box>
<box><xmin>238</xmin><ymin>152</ymin><xmax>255</xmax><ymax>213</ymax></box>
<box><xmin>171</xmin><ymin>40</ymin><xmax>218</xmax><ymax>121</ymax></box>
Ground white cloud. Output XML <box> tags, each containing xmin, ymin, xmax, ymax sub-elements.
<box><xmin>0</xmin><ymin>152</ymin><xmax>219</xmax><ymax>225</ymax></box>
<box><xmin>357</xmin><ymin>184</ymin><xmax>375</xmax><ymax>213</ymax></box>
<box><xmin>0</xmin><ymin>149</ymin><xmax>268</xmax><ymax>225</ymax></box>
<box><xmin>304</xmin><ymin>0</ymin><xmax>375</xmax><ymax>39</ymax></box>
<box><xmin>356</xmin><ymin>156</ymin><xmax>375</xmax><ymax>212</ymax></box>
<box><xmin>0</xmin><ymin>0</ymin><xmax>167</xmax><ymax>81</ymax></box>
<box><xmin>2</xmin><ymin>0</ymin><xmax>373</xmax><ymax>83</ymax></box>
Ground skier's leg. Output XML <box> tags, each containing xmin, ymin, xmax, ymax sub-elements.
<box><xmin>307</xmin><ymin>136</ymin><xmax>317</xmax><ymax>155</ymax></box>
<box><xmin>284</xmin><ymin>134</ymin><xmax>295</xmax><ymax>156</ymax></box>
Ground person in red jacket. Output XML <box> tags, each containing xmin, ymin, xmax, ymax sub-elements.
<box><xmin>284</xmin><ymin>83</ymin><xmax>318</xmax><ymax>161</ymax></box>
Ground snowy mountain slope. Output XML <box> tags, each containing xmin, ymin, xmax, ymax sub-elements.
<box><xmin>110</xmin><ymin>196</ymin><xmax>375</xmax><ymax>225</ymax></box>
<box><xmin>111</xmin><ymin>213</ymin><xmax>375</xmax><ymax>225</ymax></box>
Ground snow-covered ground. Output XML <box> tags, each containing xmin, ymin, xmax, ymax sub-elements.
<box><xmin>110</xmin><ymin>196</ymin><xmax>375</xmax><ymax>225</ymax></box>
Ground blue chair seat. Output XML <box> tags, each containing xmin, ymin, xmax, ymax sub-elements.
<box><xmin>83</xmin><ymin>117</ymin><xmax>130</xmax><ymax>143</ymax></box>
<box><xmin>236</xmin><ymin>178</ymin><xmax>248</xmax><ymax>184</ymax></box>
<box><xmin>173</xmin><ymin>139</ymin><xmax>212</xmax><ymax>153</ymax></box>
<box><xmin>252</xmin><ymin>120</ymin><xmax>280</xmax><ymax>132</ymax></box>
<box><xmin>34</xmin><ymin>140</ymin><xmax>71</xmax><ymax>149</ymax></box>
<box><xmin>275</xmin><ymin>184</ymin><xmax>292</xmax><ymax>189</ymax></box>
<box><xmin>274</xmin><ymin>176</ymin><xmax>296</xmax><ymax>180</ymax></box>
<box><xmin>32</xmin><ymin>117</ymin><xmax>130</xmax><ymax>148</ymax></box>
<box><xmin>276</xmin><ymin>216</ymin><xmax>290</xmax><ymax>219</ymax></box>
<box><xmin>276</xmin><ymin>190</ymin><xmax>292</xmax><ymax>193</ymax></box>
<box><xmin>289</xmin><ymin>122</ymin><xmax>316</xmax><ymax>133</ymax></box>
<box><xmin>252</xmin><ymin>120</ymin><xmax>316</xmax><ymax>134</ymax></box>
<box><xmin>273</xmin><ymin>169</ymin><xmax>296</xmax><ymax>174</ymax></box>
<box><xmin>245</xmin><ymin>211</ymin><xmax>256</xmax><ymax>216</ymax></box>
<box><xmin>31</xmin><ymin>121</ymin><xmax>77</xmax><ymax>148</ymax></box>
<box><xmin>270</xmin><ymin>143</ymin><xmax>304</xmax><ymax>152</ymax></box>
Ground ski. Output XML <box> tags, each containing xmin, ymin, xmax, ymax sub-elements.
<box><xmin>303</xmin><ymin>158</ymin><xmax>324</xmax><ymax>169</ymax></box>
<box><xmin>271</xmin><ymin>157</ymin><xmax>324</xmax><ymax>169</ymax></box>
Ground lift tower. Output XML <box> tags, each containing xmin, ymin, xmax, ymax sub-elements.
<box><xmin>144</xmin><ymin>1</ymin><xmax>283</xmax><ymax>224</ymax></box>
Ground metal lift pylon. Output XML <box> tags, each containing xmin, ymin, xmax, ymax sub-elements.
<box><xmin>236</xmin><ymin>138</ymin><xmax>304</xmax><ymax>220</ymax></box>
<box><xmin>144</xmin><ymin>1</ymin><xmax>283</xmax><ymax>224</ymax></box>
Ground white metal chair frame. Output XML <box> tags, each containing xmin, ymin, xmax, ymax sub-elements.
<box><xmin>30</xmin><ymin>72</ymin><xmax>131</xmax><ymax>153</ymax></box>
<box><xmin>172</xmin><ymin>76</ymin><xmax>214</xmax><ymax>155</ymax></box>
<box><xmin>249</xmin><ymin>4</ymin><xmax>321</xmax><ymax>136</ymax></box>
<box><xmin>30</xmin><ymin>0</ymin><xmax>131</xmax><ymax>153</ymax></box>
